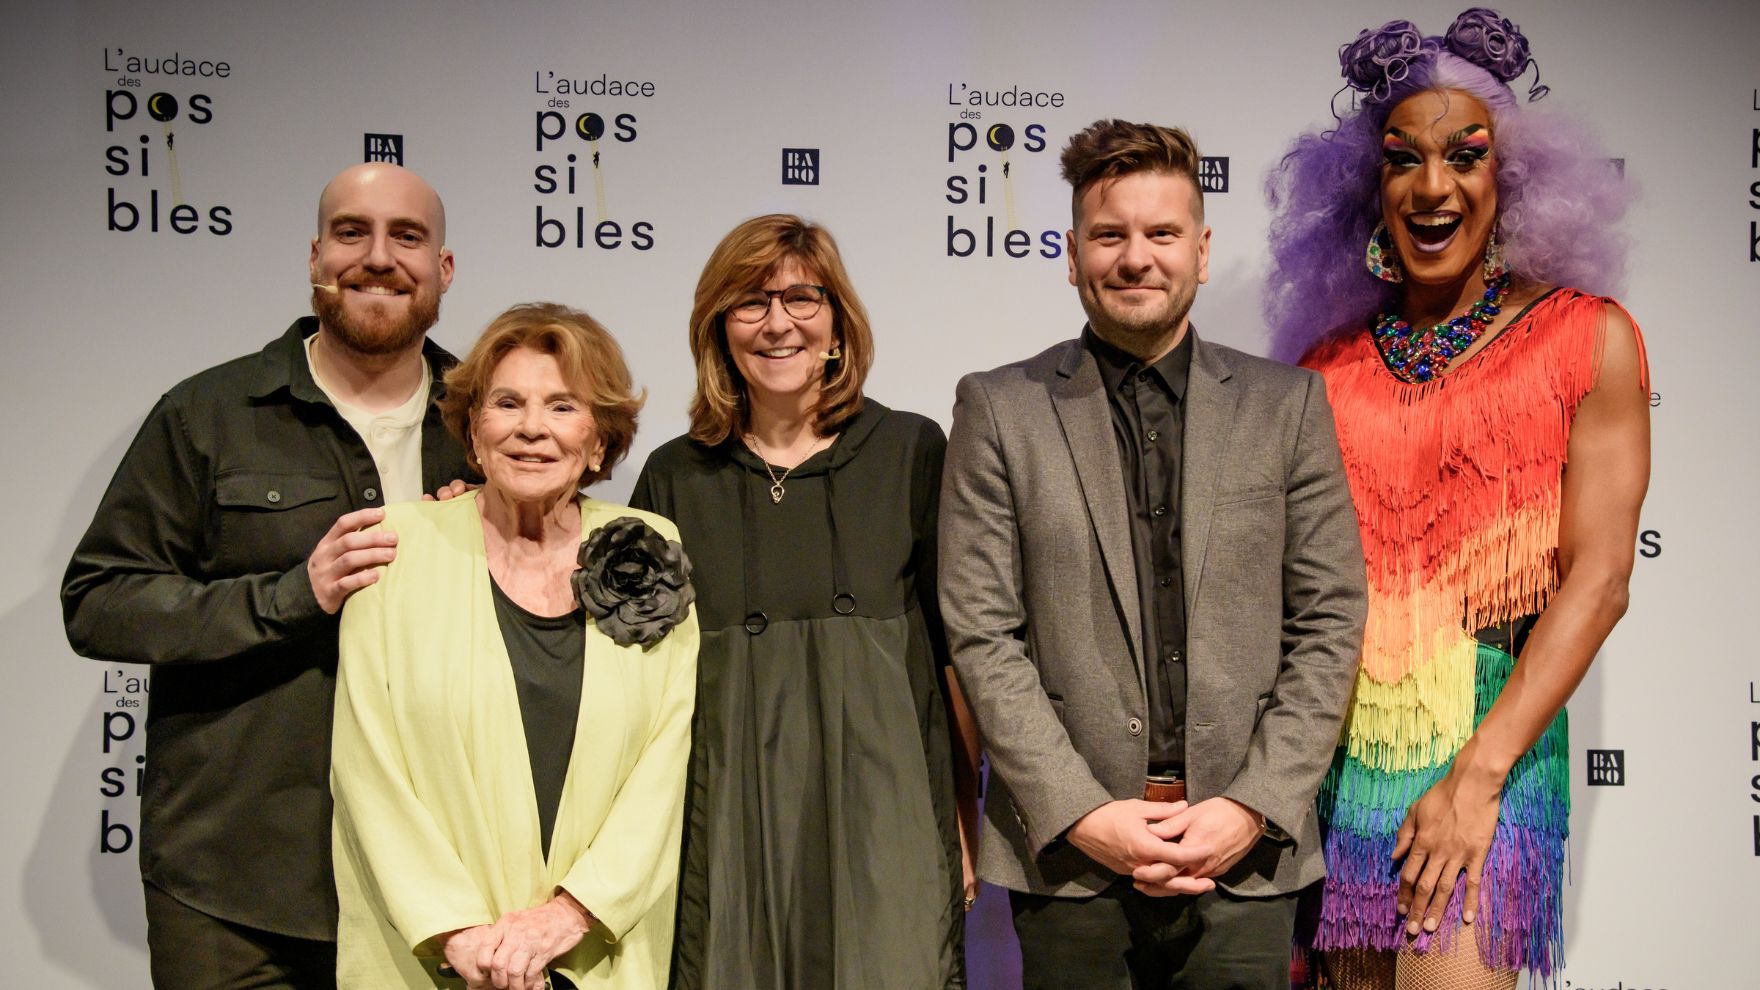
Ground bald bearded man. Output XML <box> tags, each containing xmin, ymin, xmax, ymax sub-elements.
<box><xmin>63</xmin><ymin>163</ymin><xmax>474</xmax><ymax>989</ymax></box>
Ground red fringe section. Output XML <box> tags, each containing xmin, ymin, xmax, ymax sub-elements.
<box><xmin>1304</xmin><ymin>290</ymin><xmax>1640</xmax><ymax>684</ymax></box>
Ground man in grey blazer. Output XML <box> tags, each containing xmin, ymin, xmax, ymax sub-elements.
<box><xmin>940</xmin><ymin>119</ymin><xmax>1367</xmax><ymax>988</ymax></box>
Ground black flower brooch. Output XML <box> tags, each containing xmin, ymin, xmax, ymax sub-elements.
<box><xmin>573</xmin><ymin>517</ymin><xmax>695</xmax><ymax>650</ymax></box>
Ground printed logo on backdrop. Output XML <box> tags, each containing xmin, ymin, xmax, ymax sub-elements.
<box><xmin>782</xmin><ymin>149</ymin><xmax>820</xmax><ymax>186</ymax></box>
<box><xmin>532</xmin><ymin>70</ymin><xmax>657</xmax><ymax>251</ymax></box>
<box><xmin>99</xmin><ymin>668</ymin><xmax>149</xmax><ymax>855</ymax></box>
<box><xmin>1198</xmin><ymin>157</ymin><xmax>1229</xmax><ymax>193</ymax></box>
<box><xmin>944</xmin><ymin>82</ymin><xmax>1067</xmax><ymax>259</ymax></box>
<box><xmin>941</xmin><ymin>83</ymin><xmax>1228</xmax><ymax>260</ymax></box>
<box><xmin>102</xmin><ymin>47</ymin><xmax>234</xmax><ymax>236</ymax></box>
<box><xmin>1748</xmin><ymin>105</ymin><xmax>1759</xmax><ymax>261</ymax></box>
<box><xmin>1586</xmin><ymin>749</ymin><xmax>1624</xmax><ymax>786</ymax></box>
<box><xmin>1637</xmin><ymin>530</ymin><xmax>1661</xmax><ymax>559</ymax></box>
<box><xmin>365</xmin><ymin>133</ymin><xmax>405</xmax><ymax>165</ymax></box>
<box><xmin>1749</xmin><ymin>699</ymin><xmax>1760</xmax><ymax>856</ymax></box>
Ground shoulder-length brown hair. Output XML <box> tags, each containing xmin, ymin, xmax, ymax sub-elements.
<box><xmin>439</xmin><ymin>302</ymin><xmax>646</xmax><ymax>487</ymax></box>
<box><xmin>687</xmin><ymin>214</ymin><xmax>873</xmax><ymax>445</ymax></box>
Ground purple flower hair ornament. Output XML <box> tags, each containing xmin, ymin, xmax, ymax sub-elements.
<box><xmin>1339</xmin><ymin>20</ymin><xmax>1434</xmax><ymax>105</ymax></box>
<box><xmin>1445</xmin><ymin>7</ymin><xmax>1549</xmax><ymax>101</ymax></box>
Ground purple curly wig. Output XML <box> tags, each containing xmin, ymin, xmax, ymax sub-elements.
<box><xmin>1264</xmin><ymin>9</ymin><xmax>1629</xmax><ymax>362</ymax></box>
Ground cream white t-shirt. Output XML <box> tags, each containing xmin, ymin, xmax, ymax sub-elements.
<box><xmin>306</xmin><ymin>334</ymin><xmax>432</xmax><ymax>505</ymax></box>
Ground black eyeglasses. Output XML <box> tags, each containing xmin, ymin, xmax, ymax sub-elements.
<box><xmin>728</xmin><ymin>284</ymin><xmax>828</xmax><ymax>323</ymax></box>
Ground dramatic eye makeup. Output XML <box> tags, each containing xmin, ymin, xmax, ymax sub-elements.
<box><xmin>1381</xmin><ymin>131</ymin><xmax>1420</xmax><ymax>168</ymax></box>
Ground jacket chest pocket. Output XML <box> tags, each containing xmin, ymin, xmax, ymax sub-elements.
<box><xmin>211</xmin><ymin>471</ymin><xmax>343</xmax><ymax>573</ymax></box>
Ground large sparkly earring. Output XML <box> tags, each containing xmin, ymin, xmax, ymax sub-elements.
<box><xmin>1482</xmin><ymin>224</ymin><xmax>1507</xmax><ymax>281</ymax></box>
<box><xmin>1365</xmin><ymin>222</ymin><xmax>1403</xmax><ymax>283</ymax></box>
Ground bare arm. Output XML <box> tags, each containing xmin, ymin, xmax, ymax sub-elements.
<box><xmin>1399</xmin><ymin>304</ymin><xmax>1649</xmax><ymax>933</ymax></box>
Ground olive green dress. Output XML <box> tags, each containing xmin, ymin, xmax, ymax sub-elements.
<box><xmin>631</xmin><ymin>400</ymin><xmax>963</xmax><ymax>990</ymax></box>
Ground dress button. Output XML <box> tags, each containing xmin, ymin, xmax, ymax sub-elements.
<box><xmin>265</xmin><ymin>490</ymin><xmax>281</xmax><ymax>503</ymax></box>
<box><xmin>1127</xmin><ymin>717</ymin><xmax>1143</xmax><ymax>736</ymax></box>
<box><xmin>363</xmin><ymin>488</ymin><xmax>378</xmax><ymax>502</ymax></box>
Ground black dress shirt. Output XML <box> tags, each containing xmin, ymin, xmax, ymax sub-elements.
<box><xmin>61</xmin><ymin>318</ymin><xmax>473</xmax><ymax>939</ymax></box>
<box><xmin>1084</xmin><ymin>326</ymin><xmax>1193</xmax><ymax>774</ymax></box>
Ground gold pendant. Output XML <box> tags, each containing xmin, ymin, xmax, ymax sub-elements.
<box><xmin>770</xmin><ymin>483</ymin><xmax>784</xmax><ymax>503</ymax></box>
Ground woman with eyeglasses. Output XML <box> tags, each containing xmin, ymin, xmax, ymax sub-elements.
<box><xmin>630</xmin><ymin>214</ymin><xmax>978</xmax><ymax>989</ymax></box>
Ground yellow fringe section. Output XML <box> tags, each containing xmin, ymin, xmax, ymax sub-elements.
<box><xmin>1342</xmin><ymin>629</ymin><xmax>1478</xmax><ymax>771</ymax></box>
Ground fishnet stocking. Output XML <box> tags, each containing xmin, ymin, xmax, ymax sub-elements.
<box><xmin>1394</xmin><ymin>933</ymin><xmax>1518</xmax><ymax>990</ymax></box>
<box><xmin>1323</xmin><ymin>935</ymin><xmax>1518</xmax><ymax>990</ymax></box>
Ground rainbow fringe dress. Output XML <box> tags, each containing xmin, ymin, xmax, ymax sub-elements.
<box><xmin>1301</xmin><ymin>289</ymin><xmax>1644</xmax><ymax>978</ymax></box>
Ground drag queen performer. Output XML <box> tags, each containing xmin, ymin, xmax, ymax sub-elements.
<box><xmin>1264</xmin><ymin>9</ymin><xmax>1649</xmax><ymax>987</ymax></box>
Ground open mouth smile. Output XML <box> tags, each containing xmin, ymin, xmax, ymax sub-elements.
<box><xmin>1404</xmin><ymin>213</ymin><xmax>1462</xmax><ymax>253</ymax></box>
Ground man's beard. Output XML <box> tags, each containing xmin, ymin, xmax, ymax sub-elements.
<box><xmin>311</xmin><ymin>276</ymin><xmax>440</xmax><ymax>356</ymax></box>
<box><xmin>1078</xmin><ymin>278</ymin><xmax>1196</xmax><ymax>359</ymax></box>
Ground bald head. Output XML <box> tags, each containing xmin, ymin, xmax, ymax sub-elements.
<box><xmin>309</xmin><ymin>162</ymin><xmax>454</xmax><ymax>356</ymax></box>
<box><xmin>316</xmin><ymin>162</ymin><xmax>446</xmax><ymax>245</ymax></box>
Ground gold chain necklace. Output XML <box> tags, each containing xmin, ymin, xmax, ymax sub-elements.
<box><xmin>746</xmin><ymin>432</ymin><xmax>830</xmax><ymax>504</ymax></box>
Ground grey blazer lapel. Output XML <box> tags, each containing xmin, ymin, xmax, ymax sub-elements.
<box><xmin>1181</xmin><ymin>332</ymin><xmax>1238</xmax><ymax>617</ymax></box>
<box><xmin>1050</xmin><ymin>342</ymin><xmax>1145</xmax><ymax>688</ymax></box>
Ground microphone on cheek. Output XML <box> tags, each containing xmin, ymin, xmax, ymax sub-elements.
<box><xmin>817</xmin><ymin>345</ymin><xmax>843</xmax><ymax>362</ymax></box>
<box><xmin>310</xmin><ymin>282</ymin><xmax>339</xmax><ymax>294</ymax></box>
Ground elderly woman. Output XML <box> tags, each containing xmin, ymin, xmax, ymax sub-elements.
<box><xmin>331</xmin><ymin>302</ymin><xmax>698</xmax><ymax>990</ymax></box>
<box><xmin>630</xmin><ymin>215</ymin><xmax>979</xmax><ymax>989</ymax></box>
<box><xmin>1265</xmin><ymin>9</ymin><xmax>1649</xmax><ymax>988</ymax></box>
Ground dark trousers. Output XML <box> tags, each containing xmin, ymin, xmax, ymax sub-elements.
<box><xmin>1010</xmin><ymin>881</ymin><xmax>1299</xmax><ymax>990</ymax></box>
<box><xmin>145</xmin><ymin>883</ymin><xmax>336</xmax><ymax>990</ymax></box>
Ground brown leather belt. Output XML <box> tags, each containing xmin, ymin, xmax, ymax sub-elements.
<box><xmin>1143</xmin><ymin>773</ymin><xmax>1186</xmax><ymax>803</ymax></box>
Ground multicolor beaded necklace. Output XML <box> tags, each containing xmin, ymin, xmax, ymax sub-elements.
<box><xmin>1371</xmin><ymin>272</ymin><xmax>1512</xmax><ymax>383</ymax></box>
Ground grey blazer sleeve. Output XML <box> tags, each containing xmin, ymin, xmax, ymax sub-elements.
<box><xmin>1219</xmin><ymin>372</ymin><xmax>1366</xmax><ymax>837</ymax></box>
<box><xmin>940</xmin><ymin>373</ymin><xmax>1113</xmax><ymax>855</ymax></box>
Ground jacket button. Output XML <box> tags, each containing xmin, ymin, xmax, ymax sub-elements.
<box><xmin>363</xmin><ymin>488</ymin><xmax>378</xmax><ymax>502</ymax></box>
<box><xmin>265</xmin><ymin>490</ymin><xmax>281</xmax><ymax>503</ymax></box>
<box><xmin>1127</xmin><ymin>717</ymin><xmax>1143</xmax><ymax>736</ymax></box>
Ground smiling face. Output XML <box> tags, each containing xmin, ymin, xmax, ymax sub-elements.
<box><xmin>722</xmin><ymin>258</ymin><xmax>838</xmax><ymax>410</ymax></box>
<box><xmin>1067</xmin><ymin>170</ymin><xmax>1210</xmax><ymax>360</ymax></box>
<box><xmin>471</xmin><ymin>347</ymin><xmax>604</xmax><ymax>506</ymax></box>
<box><xmin>309</xmin><ymin>163</ymin><xmax>453</xmax><ymax>355</ymax></box>
<box><xmin>1379</xmin><ymin>89</ymin><xmax>1498</xmax><ymax>290</ymax></box>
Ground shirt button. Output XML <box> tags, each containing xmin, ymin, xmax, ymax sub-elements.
<box><xmin>1127</xmin><ymin>717</ymin><xmax>1143</xmax><ymax>736</ymax></box>
<box><xmin>265</xmin><ymin>490</ymin><xmax>281</xmax><ymax>503</ymax></box>
<box><xmin>1166</xmin><ymin>650</ymin><xmax>1182</xmax><ymax>664</ymax></box>
<box><xmin>1146</xmin><ymin>429</ymin><xmax>1160</xmax><ymax>442</ymax></box>
<box><xmin>1159</xmin><ymin>576</ymin><xmax>1173</xmax><ymax>588</ymax></box>
<box><xmin>363</xmin><ymin>488</ymin><xmax>379</xmax><ymax>502</ymax></box>
<box><xmin>1153</xmin><ymin>505</ymin><xmax>1167</xmax><ymax>517</ymax></box>
<box><xmin>1137</xmin><ymin>371</ymin><xmax>1151</xmax><ymax>383</ymax></box>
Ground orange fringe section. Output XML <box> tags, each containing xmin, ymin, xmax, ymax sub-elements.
<box><xmin>1305</xmin><ymin>290</ymin><xmax>1631</xmax><ymax>698</ymax></box>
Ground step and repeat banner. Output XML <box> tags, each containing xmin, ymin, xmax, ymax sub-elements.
<box><xmin>2</xmin><ymin>0</ymin><xmax>1754</xmax><ymax>986</ymax></box>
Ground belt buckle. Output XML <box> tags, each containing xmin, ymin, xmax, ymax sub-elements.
<box><xmin>1143</xmin><ymin>772</ymin><xmax>1186</xmax><ymax>803</ymax></box>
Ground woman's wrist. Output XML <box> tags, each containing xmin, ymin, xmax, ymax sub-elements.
<box><xmin>1451</xmin><ymin>739</ymin><xmax>1515</xmax><ymax>789</ymax></box>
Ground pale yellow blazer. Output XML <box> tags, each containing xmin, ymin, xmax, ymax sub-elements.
<box><xmin>332</xmin><ymin>493</ymin><xmax>698</xmax><ymax>988</ymax></box>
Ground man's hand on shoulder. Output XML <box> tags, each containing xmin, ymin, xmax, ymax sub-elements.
<box><xmin>424</xmin><ymin>479</ymin><xmax>478</xmax><ymax>501</ymax></box>
<box><xmin>1134</xmin><ymin>797</ymin><xmax>1263</xmax><ymax>892</ymax></box>
<box><xmin>308</xmin><ymin>506</ymin><xmax>395</xmax><ymax>614</ymax></box>
<box><xmin>1067</xmin><ymin>799</ymin><xmax>1214</xmax><ymax>897</ymax></box>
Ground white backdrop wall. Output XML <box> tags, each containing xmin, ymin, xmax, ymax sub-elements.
<box><xmin>2</xmin><ymin>1</ymin><xmax>1755</xmax><ymax>986</ymax></box>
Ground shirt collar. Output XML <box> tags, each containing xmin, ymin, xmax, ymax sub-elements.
<box><xmin>247</xmin><ymin>316</ymin><xmax>457</xmax><ymax>406</ymax></box>
<box><xmin>1082</xmin><ymin>324</ymin><xmax>1195</xmax><ymax>401</ymax></box>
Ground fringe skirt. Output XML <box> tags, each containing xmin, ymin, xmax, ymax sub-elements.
<box><xmin>1307</xmin><ymin>642</ymin><xmax>1568</xmax><ymax>978</ymax></box>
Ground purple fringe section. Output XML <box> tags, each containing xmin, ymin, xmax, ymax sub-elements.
<box><xmin>1310</xmin><ymin>820</ymin><xmax>1565</xmax><ymax>977</ymax></box>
